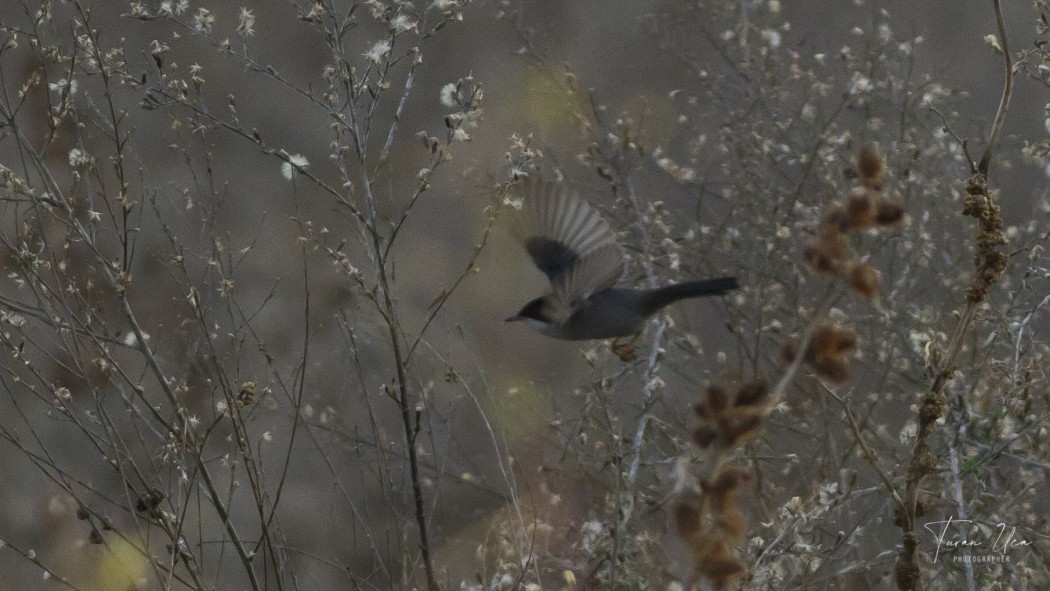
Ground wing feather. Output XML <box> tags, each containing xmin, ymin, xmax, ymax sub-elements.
<box><xmin>550</xmin><ymin>243</ymin><xmax>624</xmax><ymax>312</ymax></box>
<box><xmin>512</xmin><ymin>180</ymin><xmax>624</xmax><ymax>312</ymax></box>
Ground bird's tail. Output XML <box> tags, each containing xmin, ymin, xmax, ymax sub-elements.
<box><xmin>643</xmin><ymin>276</ymin><xmax>738</xmax><ymax>315</ymax></box>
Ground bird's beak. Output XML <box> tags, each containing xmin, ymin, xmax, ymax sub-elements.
<box><xmin>505</xmin><ymin>314</ymin><xmax>523</xmax><ymax>323</ymax></box>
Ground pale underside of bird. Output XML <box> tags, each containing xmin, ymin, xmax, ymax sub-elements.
<box><xmin>506</xmin><ymin>180</ymin><xmax>738</xmax><ymax>341</ymax></box>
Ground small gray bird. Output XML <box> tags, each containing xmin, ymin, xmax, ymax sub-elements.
<box><xmin>506</xmin><ymin>181</ymin><xmax>738</xmax><ymax>340</ymax></box>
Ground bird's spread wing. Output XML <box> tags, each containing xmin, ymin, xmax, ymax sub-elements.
<box><xmin>513</xmin><ymin>181</ymin><xmax>624</xmax><ymax>312</ymax></box>
<box><xmin>548</xmin><ymin>243</ymin><xmax>624</xmax><ymax>316</ymax></box>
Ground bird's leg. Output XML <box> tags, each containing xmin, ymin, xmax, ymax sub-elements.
<box><xmin>611</xmin><ymin>332</ymin><xmax>640</xmax><ymax>362</ymax></box>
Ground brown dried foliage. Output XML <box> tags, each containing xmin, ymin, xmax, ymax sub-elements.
<box><xmin>676</xmin><ymin>381</ymin><xmax>768</xmax><ymax>589</ymax></box>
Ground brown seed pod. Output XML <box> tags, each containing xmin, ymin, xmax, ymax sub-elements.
<box><xmin>848</xmin><ymin>260</ymin><xmax>881</xmax><ymax>299</ymax></box>
<box><xmin>734</xmin><ymin>380</ymin><xmax>768</xmax><ymax>407</ymax></box>
<box><xmin>809</xmin><ymin>355</ymin><xmax>852</xmax><ymax>383</ymax></box>
<box><xmin>808</xmin><ymin>322</ymin><xmax>858</xmax><ymax>359</ymax></box>
<box><xmin>804</xmin><ymin>231</ymin><xmax>848</xmax><ymax>276</ymax></box>
<box><xmin>846</xmin><ymin>187</ymin><xmax>877</xmax><ymax>231</ymax></box>
<box><xmin>692</xmin><ymin>426</ymin><xmax>719</xmax><ymax>449</ymax></box>
<box><xmin>875</xmin><ymin>199</ymin><xmax>906</xmax><ymax>228</ymax></box>
<box><xmin>673</xmin><ymin>499</ymin><xmax>701</xmax><ymax>538</ymax></box>
<box><xmin>856</xmin><ymin>143</ymin><xmax>885</xmax><ymax>190</ymax></box>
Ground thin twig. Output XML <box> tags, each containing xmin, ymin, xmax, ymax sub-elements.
<box><xmin>978</xmin><ymin>0</ymin><xmax>1013</xmax><ymax>175</ymax></box>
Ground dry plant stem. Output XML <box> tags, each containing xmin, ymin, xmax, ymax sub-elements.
<box><xmin>153</xmin><ymin>201</ymin><xmax>301</xmax><ymax>585</ymax></box>
<box><xmin>896</xmin><ymin>3</ymin><xmax>1012</xmax><ymax>589</ymax></box>
<box><xmin>144</xmin><ymin>293</ymin><xmax>263</xmax><ymax>591</ymax></box>
<box><xmin>947</xmin><ymin>418</ymin><xmax>977</xmax><ymax>591</ymax></box>
<box><xmin>0</xmin><ymin>296</ymin><xmax>204</xmax><ymax>588</ymax></box>
<box><xmin>963</xmin><ymin>431</ymin><xmax>1050</xmax><ymax>470</ymax></box>
<box><xmin>822</xmin><ymin>384</ymin><xmax>905</xmax><ymax>509</ymax></box>
<box><xmin>140</xmin><ymin>91</ymin><xmax>369</xmax><ymax>226</ymax></box>
<box><xmin>1</xmin><ymin>538</ymin><xmax>88</xmax><ymax>591</ymax></box>
<box><xmin>615</xmin><ymin>177</ymin><xmax>666</xmax><ymax>588</ymax></box>
<box><xmin>374</xmin><ymin>46</ymin><xmax>424</xmax><ymax>173</ymax></box>
<box><xmin>405</xmin><ymin>196</ymin><xmax>506</xmax><ymax>365</ymax></box>
<box><xmin>360</xmin><ymin>180</ymin><xmax>440</xmax><ymax>591</ymax></box>
<box><xmin>8</xmin><ymin>15</ymin><xmax>296</xmax><ymax>591</ymax></box>
<box><xmin>622</xmin><ymin>175</ymin><xmax>664</xmax><ymax>482</ymax></box>
<box><xmin>750</xmin><ymin>296</ymin><xmax>837</xmax><ymax>571</ymax></box>
<box><xmin>447</xmin><ymin>331</ymin><xmax>538</xmax><ymax>578</ymax></box>
<box><xmin>977</xmin><ymin>0</ymin><xmax>1012</xmax><ymax>176</ymax></box>
<box><xmin>315</xmin><ymin>10</ymin><xmax>447</xmax><ymax>586</ymax></box>
<box><xmin>11</xmin><ymin>10</ymin><xmax>264</xmax><ymax>586</ymax></box>
<box><xmin>121</xmin><ymin>178</ymin><xmax>262</xmax><ymax>590</ymax></box>
<box><xmin>226</xmin><ymin>10</ymin><xmax>470</xmax><ymax>581</ymax></box>
<box><xmin>115</xmin><ymin>115</ymin><xmax>268</xmax><ymax>591</ymax></box>
<box><xmin>767</xmin><ymin>284</ymin><xmax>835</xmax><ymax>409</ymax></box>
<box><xmin>253</xmin><ymin>243</ymin><xmax>313</xmax><ymax>558</ymax></box>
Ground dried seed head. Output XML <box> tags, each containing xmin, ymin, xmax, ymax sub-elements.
<box><xmin>845</xmin><ymin>187</ymin><xmax>876</xmax><ymax>231</ymax></box>
<box><xmin>694</xmin><ymin>381</ymin><xmax>770</xmax><ymax>451</ymax></box>
<box><xmin>810</xmin><ymin>355</ymin><xmax>852</xmax><ymax>383</ymax></box>
<box><xmin>704</xmin><ymin>385</ymin><xmax>730</xmax><ymax>414</ymax></box>
<box><xmin>918</xmin><ymin>391</ymin><xmax>947</xmax><ymax>425</ymax></box>
<box><xmin>962</xmin><ymin>174</ymin><xmax>1007</xmax><ymax>303</ymax></box>
<box><xmin>720</xmin><ymin>507</ymin><xmax>746</xmax><ymax>538</ymax></box>
<box><xmin>803</xmin><ymin>230</ymin><xmax>848</xmax><ymax>276</ymax></box>
<box><xmin>856</xmin><ymin>143</ymin><xmax>885</xmax><ymax>190</ymax></box>
<box><xmin>693</xmin><ymin>426</ymin><xmax>719</xmax><ymax>449</ymax></box>
<box><xmin>808</xmin><ymin>322</ymin><xmax>857</xmax><ymax>358</ymax></box>
<box><xmin>719</xmin><ymin>408</ymin><xmax>764</xmax><ymax>446</ymax></box>
<box><xmin>804</xmin><ymin>322</ymin><xmax>858</xmax><ymax>383</ymax></box>
<box><xmin>875</xmin><ymin>199</ymin><xmax>906</xmax><ymax>228</ymax></box>
<box><xmin>848</xmin><ymin>260</ymin><xmax>881</xmax><ymax>299</ymax></box>
<box><xmin>238</xmin><ymin>381</ymin><xmax>256</xmax><ymax>406</ymax></box>
<box><xmin>819</xmin><ymin>202</ymin><xmax>850</xmax><ymax>233</ymax></box>
<box><xmin>696</xmin><ymin>538</ymin><xmax>745</xmax><ymax>587</ymax></box>
<box><xmin>701</xmin><ymin>464</ymin><xmax>752</xmax><ymax>496</ymax></box>
<box><xmin>734</xmin><ymin>380</ymin><xmax>768</xmax><ymax>407</ymax></box>
<box><xmin>915</xmin><ymin>499</ymin><xmax>929</xmax><ymax>518</ymax></box>
<box><xmin>673</xmin><ymin>499</ymin><xmax>701</xmax><ymax>538</ymax></box>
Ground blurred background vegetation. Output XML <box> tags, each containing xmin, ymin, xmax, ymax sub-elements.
<box><xmin>0</xmin><ymin>0</ymin><xmax>1047</xmax><ymax>589</ymax></box>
